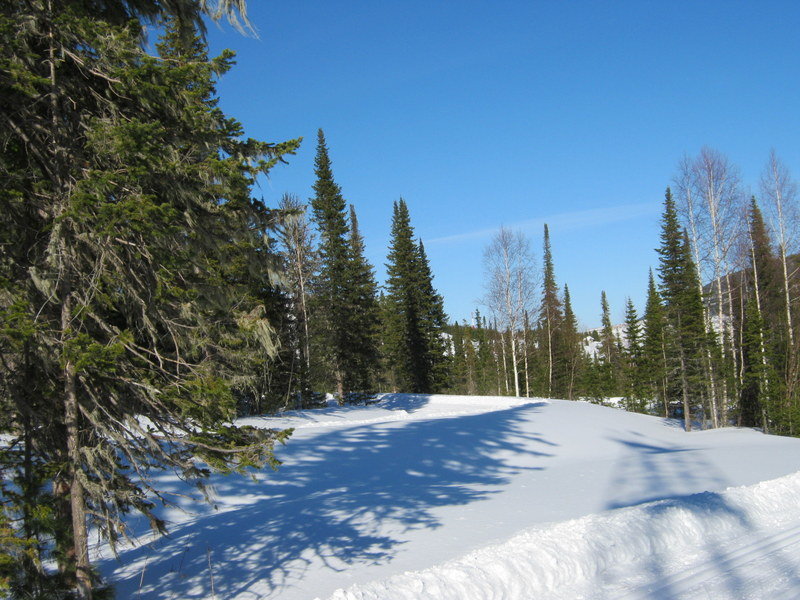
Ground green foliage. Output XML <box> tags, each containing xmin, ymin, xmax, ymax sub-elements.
<box><xmin>621</xmin><ymin>297</ymin><xmax>648</xmax><ymax>413</ymax></box>
<box><xmin>0</xmin><ymin>4</ymin><xmax>297</xmax><ymax>594</ymax></box>
<box><xmin>656</xmin><ymin>188</ymin><xmax>711</xmax><ymax>429</ymax></box>
<box><xmin>309</xmin><ymin>132</ymin><xmax>380</xmax><ymax>398</ymax></box>
<box><xmin>383</xmin><ymin>199</ymin><xmax>450</xmax><ymax>393</ymax></box>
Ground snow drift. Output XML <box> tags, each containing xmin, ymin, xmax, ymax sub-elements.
<box><xmin>325</xmin><ymin>471</ymin><xmax>800</xmax><ymax>599</ymax></box>
<box><xmin>100</xmin><ymin>395</ymin><xmax>800</xmax><ymax>600</ymax></box>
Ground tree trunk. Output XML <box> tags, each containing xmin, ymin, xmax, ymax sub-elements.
<box><xmin>62</xmin><ymin>296</ymin><xmax>92</xmax><ymax>599</ymax></box>
<box><xmin>679</xmin><ymin>348</ymin><xmax>692</xmax><ymax>432</ymax></box>
<box><xmin>500</xmin><ymin>331</ymin><xmax>509</xmax><ymax>394</ymax></box>
<box><xmin>546</xmin><ymin>318</ymin><xmax>553</xmax><ymax>398</ymax></box>
<box><xmin>508</xmin><ymin>330</ymin><xmax>520</xmax><ymax>397</ymax></box>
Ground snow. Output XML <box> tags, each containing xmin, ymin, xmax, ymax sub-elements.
<box><xmin>97</xmin><ymin>394</ymin><xmax>800</xmax><ymax>599</ymax></box>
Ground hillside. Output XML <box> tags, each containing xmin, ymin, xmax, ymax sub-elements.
<box><xmin>98</xmin><ymin>395</ymin><xmax>800</xmax><ymax>599</ymax></box>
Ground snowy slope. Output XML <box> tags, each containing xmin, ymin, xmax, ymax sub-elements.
<box><xmin>97</xmin><ymin>395</ymin><xmax>800</xmax><ymax>599</ymax></box>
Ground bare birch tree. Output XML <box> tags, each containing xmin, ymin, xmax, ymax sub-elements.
<box><xmin>760</xmin><ymin>150</ymin><xmax>799</xmax><ymax>347</ymax></box>
<box><xmin>483</xmin><ymin>227</ymin><xmax>538</xmax><ymax>397</ymax></box>
<box><xmin>675</xmin><ymin>147</ymin><xmax>746</xmax><ymax>426</ymax></box>
<box><xmin>277</xmin><ymin>193</ymin><xmax>318</xmax><ymax>397</ymax></box>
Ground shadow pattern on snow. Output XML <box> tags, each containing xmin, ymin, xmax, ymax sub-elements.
<box><xmin>601</xmin><ymin>433</ymin><xmax>800</xmax><ymax>599</ymax></box>
<box><xmin>103</xmin><ymin>401</ymin><xmax>551</xmax><ymax>599</ymax></box>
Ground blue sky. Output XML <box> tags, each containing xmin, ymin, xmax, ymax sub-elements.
<box><xmin>205</xmin><ymin>1</ymin><xmax>800</xmax><ymax>329</ymax></box>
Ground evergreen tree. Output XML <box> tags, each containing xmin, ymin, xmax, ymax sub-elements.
<box><xmin>642</xmin><ymin>270</ymin><xmax>669</xmax><ymax>416</ymax></box>
<box><xmin>0</xmin><ymin>8</ymin><xmax>297</xmax><ymax>596</ymax></box>
<box><xmin>743</xmin><ymin>198</ymin><xmax>784</xmax><ymax>431</ymax></box>
<box><xmin>416</xmin><ymin>240</ymin><xmax>451</xmax><ymax>390</ymax></box>
<box><xmin>740</xmin><ymin>296</ymin><xmax>770</xmax><ymax>428</ymax></box>
<box><xmin>346</xmin><ymin>205</ymin><xmax>382</xmax><ymax>396</ymax></box>
<box><xmin>383</xmin><ymin>199</ymin><xmax>449</xmax><ymax>392</ymax></box>
<box><xmin>656</xmin><ymin>188</ymin><xmax>710</xmax><ymax>430</ymax></box>
<box><xmin>538</xmin><ymin>224</ymin><xmax>564</xmax><ymax>397</ymax></box>
<box><xmin>462</xmin><ymin>320</ymin><xmax>479</xmax><ymax>395</ymax></box>
<box><xmin>309</xmin><ymin>130</ymin><xmax>352</xmax><ymax>397</ymax></box>
<box><xmin>561</xmin><ymin>285</ymin><xmax>583</xmax><ymax>400</ymax></box>
<box><xmin>599</xmin><ymin>291</ymin><xmax>618</xmax><ymax>398</ymax></box>
<box><xmin>622</xmin><ymin>297</ymin><xmax>647</xmax><ymax>412</ymax></box>
<box><xmin>449</xmin><ymin>321</ymin><xmax>468</xmax><ymax>394</ymax></box>
<box><xmin>473</xmin><ymin>310</ymin><xmax>495</xmax><ymax>395</ymax></box>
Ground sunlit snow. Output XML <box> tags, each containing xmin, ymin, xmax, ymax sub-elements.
<box><xmin>97</xmin><ymin>394</ymin><xmax>800</xmax><ymax>599</ymax></box>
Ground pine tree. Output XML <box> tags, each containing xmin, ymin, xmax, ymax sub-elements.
<box><xmin>0</xmin><ymin>8</ymin><xmax>297</xmax><ymax>596</ymax></box>
<box><xmin>449</xmin><ymin>321</ymin><xmax>468</xmax><ymax>394</ymax></box>
<box><xmin>309</xmin><ymin>130</ymin><xmax>352</xmax><ymax>397</ymax></box>
<box><xmin>657</xmin><ymin>188</ymin><xmax>710</xmax><ymax>430</ymax></box>
<box><xmin>598</xmin><ymin>291</ymin><xmax>618</xmax><ymax>399</ymax></box>
<box><xmin>538</xmin><ymin>224</ymin><xmax>564</xmax><ymax>397</ymax></box>
<box><xmin>473</xmin><ymin>310</ymin><xmax>495</xmax><ymax>395</ymax></box>
<box><xmin>561</xmin><ymin>285</ymin><xmax>583</xmax><ymax>400</ymax></box>
<box><xmin>416</xmin><ymin>240</ymin><xmax>451</xmax><ymax>390</ymax></box>
<box><xmin>744</xmin><ymin>198</ymin><xmax>785</xmax><ymax>431</ymax></box>
<box><xmin>622</xmin><ymin>297</ymin><xmax>647</xmax><ymax>412</ymax></box>
<box><xmin>383</xmin><ymin>199</ymin><xmax>449</xmax><ymax>392</ymax></box>
<box><xmin>642</xmin><ymin>270</ymin><xmax>668</xmax><ymax>416</ymax></box>
<box><xmin>740</xmin><ymin>296</ymin><xmax>770</xmax><ymax>428</ymax></box>
<box><xmin>462</xmin><ymin>321</ymin><xmax>479</xmax><ymax>395</ymax></box>
<box><xmin>346</xmin><ymin>205</ymin><xmax>381</xmax><ymax>396</ymax></box>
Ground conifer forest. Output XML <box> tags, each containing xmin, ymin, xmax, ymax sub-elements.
<box><xmin>1</xmin><ymin>2</ymin><xmax>800</xmax><ymax>599</ymax></box>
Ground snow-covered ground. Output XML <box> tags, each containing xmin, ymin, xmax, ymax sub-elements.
<box><xmin>97</xmin><ymin>395</ymin><xmax>800</xmax><ymax>599</ymax></box>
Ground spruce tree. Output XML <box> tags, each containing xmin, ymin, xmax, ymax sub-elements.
<box><xmin>416</xmin><ymin>240</ymin><xmax>451</xmax><ymax>390</ymax></box>
<box><xmin>740</xmin><ymin>296</ymin><xmax>770</xmax><ymax>428</ymax></box>
<box><xmin>538</xmin><ymin>224</ymin><xmax>564</xmax><ymax>397</ymax></box>
<box><xmin>0</xmin><ymin>8</ymin><xmax>297</xmax><ymax>596</ymax></box>
<box><xmin>598</xmin><ymin>291</ymin><xmax>618</xmax><ymax>398</ymax></box>
<box><xmin>744</xmin><ymin>198</ymin><xmax>784</xmax><ymax>431</ymax></box>
<box><xmin>656</xmin><ymin>188</ymin><xmax>710</xmax><ymax>430</ymax></box>
<box><xmin>642</xmin><ymin>270</ymin><xmax>668</xmax><ymax>416</ymax></box>
<box><xmin>622</xmin><ymin>297</ymin><xmax>647</xmax><ymax>412</ymax></box>
<box><xmin>473</xmin><ymin>310</ymin><xmax>495</xmax><ymax>395</ymax></box>
<box><xmin>346</xmin><ymin>205</ymin><xmax>381</xmax><ymax>396</ymax></box>
<box><xmin>383</xmin><ymin>199</ymin><xmax>449</xmax><ymax>392</ymax></box>
<box><xmin>309</xmin><ymin>129</ymin><xmax>352</xmax><ymax>397</ymax></box>
<box><xmin>449</xmin><ymin>321</ymin><xmax>468</xmax><ymax>394</ymax></box>
<box><xmin>561</xmin><ymin>285</ymin><xmax>583</xmax><ymax>400</ymax></box>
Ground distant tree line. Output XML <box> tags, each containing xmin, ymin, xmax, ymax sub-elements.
<box><xmin>448</xmin><ymin>148</ymin><xmax>799</xmax><ymax>438</ymax></box>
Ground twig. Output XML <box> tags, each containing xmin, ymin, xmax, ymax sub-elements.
<box><xmin>206</xmin><ymin>545</ymin><xmax>216</xmax><ymax>600</ymax></box>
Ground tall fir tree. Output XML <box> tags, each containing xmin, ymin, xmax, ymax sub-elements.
<box><xmin>346</xmin><ymin>205</ymin><xmax>382</xmax><ymax>394</ymax></box>
<box><xmin>599</xmin><ymin>291</ymin><xmax>619</xmax><ymax>397</ymax></box>
<box><xmin>473</xmin><ymin>310</ymin><xmax>495</xmax><ymax>395</ymax></box>
<box><xmin>743</xmin><ymin>198</ymin><xmax>784</xmax><ymax>431</ymax></box>
<box><xmin>0</xmin><ymin>7</ymin><xmax>297</xmax><ymax>597</ymax></box>
<box><xmin>656</xmin><ymin>188</ymin><xmax>710</xmax><ymax>431</ymax></box>
<box><xmin>308</xmin><ymin>131</ymin><xmax>379</xmax><ymax>399</ymax></box>
<box><xmin>643</xmin><ymin>269</ymin><xmax>669</xmax><ymax>416</ymax></box>
<box><xmin>383</xmin><ymin>199</ymin><xmax>449</xmax><ymax>392</ymax></box>
<box><xmin>309</xmin><ymin>129</ymin><xmax>352</xmax><ymax>396</ymax></box>
<box><xmin>622</xmin><ymin>297</ymin><xmax>647</xmax><ymax>412</ymax></box>
<box><xmin>561</xmin><ymin>285</ymin><xmax>583</xmax><ymax>400</ymax></box>
<box><xmin>416</xmin><ymin>240</ymin><xmax>451</xmax><ymax>390</ymax></box>
<box><xmin>538</xmin><ymin>224</ymin><xmax>564</xmax><ymax>397</ymax></box>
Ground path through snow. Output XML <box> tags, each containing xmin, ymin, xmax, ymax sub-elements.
<box><xmin>97</xmin><ymin>394</ymin><xmax>800</xmax><ymax>599</ymax></box>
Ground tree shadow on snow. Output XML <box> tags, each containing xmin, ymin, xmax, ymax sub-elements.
<box><xmin>600</xmin><ymin>433</ymin><xmax>800</xmax><ymax>599</ymax></box>
<box><xmin>101</xmin><ymin>401</ymin><xmax>552</xmax><ymax>599</ymax></box>
<box><xmin>374</xmin><ymin>392</ymin><xmax>433</xmax><ymax>412</ymax></box>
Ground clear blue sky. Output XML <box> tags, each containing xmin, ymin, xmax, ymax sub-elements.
<box><xmin>204</xmin><ymin>0</ymin><xmax>800</xmax><ymax>329</ymax></box>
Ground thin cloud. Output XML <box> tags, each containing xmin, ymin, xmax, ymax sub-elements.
<box><xmin>425</xmin><ymin>202</ymin><xmax>660</xmax><ymax>245</ymax></box>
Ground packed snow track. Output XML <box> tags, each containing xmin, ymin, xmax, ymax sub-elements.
<box><xmin>96</xmin><ymin>394</ymin><xmax>800</xmax><ymax>599</ymax></box>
